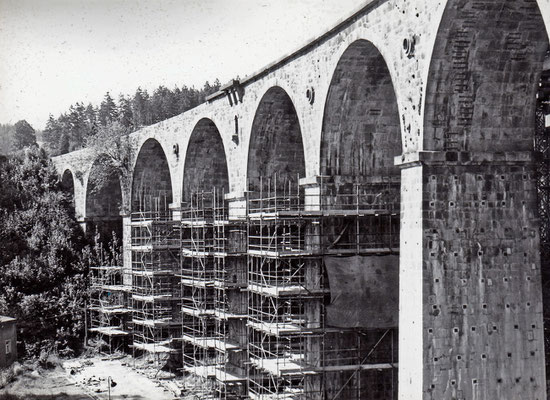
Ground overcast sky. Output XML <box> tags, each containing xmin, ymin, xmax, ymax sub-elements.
<box><xmin>0</xmin><ymin>0</ymin><xmax>362</xmax><ymax>130</ymax></box>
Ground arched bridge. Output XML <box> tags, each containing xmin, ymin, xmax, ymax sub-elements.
<box><xmin>53</xmin><ymin>0</ymin><xmax>550</xmax><ymax>398</ymax></box>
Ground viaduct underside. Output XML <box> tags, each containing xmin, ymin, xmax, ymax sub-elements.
<box><xmin>53</xmin><ymin>0</ymin><xmax>550</xmax><ymax>399</ymax></box>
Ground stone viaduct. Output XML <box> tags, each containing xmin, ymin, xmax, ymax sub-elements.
<box><xmin>53</xmin><ymin>0</ymin><xmax>550</xmax><ymax>398</ymax></box>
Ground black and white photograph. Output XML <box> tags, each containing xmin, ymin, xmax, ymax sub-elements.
<box><xmin>0</xmin><ymin>0</ymin><xmax>549</xmax><ymax>399</ymax></box>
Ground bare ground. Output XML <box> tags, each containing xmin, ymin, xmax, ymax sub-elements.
<box><xmin>0</xmin><ymin>354</ymin><xmax>199</xmax><ymax>400</ymax></box>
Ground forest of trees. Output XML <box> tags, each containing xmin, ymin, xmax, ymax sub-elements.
<box><xmin>0</xmin><ymin>121</ymin><xmax>38</xmax><ymax>156</ymax></box>
<box><xmin>0</xmin><ymin>79</ymin><xmax>221</xmax><ymax>359</ymax></box>
<box><xmin>42</xmin><ymin>81</ymin><xmax>221</xmax><ymax>157</ymax></box>
<box><xmin>0</xmin><ymin>147</ymin><xmax>114</xmax><ymax>357</ymax></box>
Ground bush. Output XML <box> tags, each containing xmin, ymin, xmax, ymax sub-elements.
<box><xmin>0</xmin><ymin>148</ymin><xmax>99</xmax><ymax>358</ymax></box>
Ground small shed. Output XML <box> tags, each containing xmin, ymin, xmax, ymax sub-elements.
<box><xmin>0</xmin><ymin>316</ymin><xmax>17</xmax><ymax>368</ymax></box>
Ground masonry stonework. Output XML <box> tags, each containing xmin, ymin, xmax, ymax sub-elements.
<box><xmin>52</xmin><ymin>1</ymin><xmax>550</xmax><ymax>398</ymax></box>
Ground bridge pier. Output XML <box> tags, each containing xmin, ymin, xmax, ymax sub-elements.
<box><xmin>398</xmin><ymin>151</ymin><xmax>546</xmax><ymax>400</ymax></box>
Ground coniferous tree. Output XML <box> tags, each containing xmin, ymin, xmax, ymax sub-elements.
<box><xmin>98</xmin><ymin>92</ymin><xmax>118</xmax><ymax>126</ymax></box>
<box><xmin>132</xmin><ymin>87</ymin><xmax>151</xmax><ymax>128</ymax></box>
<box><xmin>85</xmin><ymin>103</ymin><xmax>98</xmax><ymax>137</ymax></box>
<box><xmin>67</xmin><ymin>103</ymin><xmax>87</xmax><ymax>152</ymax></box>
<box><xmin>117</xmin><ymin>95</ymin><xmax>134</xmax><ymax>129</ymax></box>
<box><xmin>13</xmin><ymin>120</ymin><xmax>37</xmax><ymax>150</ymax></box>
<box><xmin>40</xmin><ymin>79</ymin><xmax>222</xmax><ymax>155</ymax></box>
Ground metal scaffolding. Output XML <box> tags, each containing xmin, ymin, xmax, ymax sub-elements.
<box><xmin>246</xmin><ymin>176</ymin><xmax>399</xmax><ymax>400</ymax></box>
<box><xmin>89</xmin><ymin>264</ymin><xmax>131</xmax><ymax>354</ymax></box>
<box><xmin>130</xmin><ymin>210</ymin><xmax>181</xmax><ymax>367</ymax></box>
<box><xmin>180</xmin><ymin>191</ymin><xmax>217</xmax><ymax>381</ymax></box>
<box><xmin>212</xmin><ymin>192</ymin><xmax>248</xmax><ymax>399</ymax></box>
<box><xmin>537</xmin><ymin>52</ymin><xmax>550</xmax><ymax>374</ymax></box>
<box><xmin>180</xmin><ymin>190</ymin><xmax>249</xmax><ymax>399</ymax></box>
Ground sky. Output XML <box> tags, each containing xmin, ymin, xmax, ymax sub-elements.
<box><xmin>0</xmin><ymin>0</ymin><xmax>362</xmax><ymax>130</ymax></box>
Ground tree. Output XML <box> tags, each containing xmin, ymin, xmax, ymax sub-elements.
<box><xmin>67</xmin><ymin>103</ymin><xmax>87</xmax><ymax>152</ymax></box>
<box><xmin>13</xmin><ymin>120</ymin><xmax>37</xmax><ymax>150</ymax></box>
<box><xmin>84</xmin><ymin>121</ymin><xmax>134</xmax><ymax>205</ymax></box>
<box><xmin>0</xmin><ymin>147</ymin><xmax>93</xmax><ymax>357</ymax></box>
<box><xmin>117</xmin><ymin>95</ymin><xmax>134</xmax><ymax>129</ymax></box>
<box><xmin>132</xmin><ymin>87</ymin><xmax>152</xmax><ymax>128</ymax></box>
<box><xmin>98</xmin><ymin>92</ymin><xmax>118</xmax><ymax>126</ymax></box>
<box><xmin>85</xmin><ymin>103</ymin><xmax>98</xmax><ymax>137</ymax></box>
<box><xmin>42</xmin><ymin>115</ymin><xmax>60</xmax><ymax>156</ymax></box>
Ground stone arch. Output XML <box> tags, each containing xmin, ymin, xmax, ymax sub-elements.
<box><xmin>319</xmin><ymin>38</ymin><xmax>401</xmax><ymax>400</ymax></box>
<box><xmin>321</xmin><ymin>39</ymin><xmax>401</xmax><ymax>182</ymax></box>
<box><xmin>131</xmin><ymin>138</ymin><xmax>173</xmax><ymax>215</ymax></box>
<box><xmin>85</xmin><ymin>156</ymin><xmax>123</xmax><ymax>240</ymax></box>
<box><xmin>183</xmin><ymin>118</ymin><xmax>229</xmax><ymax>202</ymax></box>
<box><xmin>424</xmin><ymin>0</ymin><xmax>549</xmax><ymax>151</ymax></box>
<box><xmin>61</xmin><ymin>169</ymin><xmax>75</xmax><ymax>195</ymax></box>
<box><xmin>247</xmin><ymin>86</ymin><xmax>305</xmax><ymax>191</ymax></box>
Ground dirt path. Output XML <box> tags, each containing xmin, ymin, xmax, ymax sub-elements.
<box><xmin>0</xmin><ymin>355</ymin><xmax>182</xmax><ymax>400</ymax></box>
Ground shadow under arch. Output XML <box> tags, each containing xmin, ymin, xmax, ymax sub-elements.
<box><xmin>182</xmin><ymin>118</ymin><xmax>229</xmax><ymax>202</ymax></box>
<box><xmin>424</xmin><ymin>0</ymin><xmax>549</xmax><ymax>152</ymax></box>
<box><xmin>61</xmin><ymin>169</ymin><xmax>76</xmax><ymax>213</ymax></box>
<box><xmin>131</xmin><ymin>138</ymin><xmax>173</xmax><ymax>216</ymax></box>
<box><xmin>85</xmin><ymin>155</ymin><xmax>123</xmax><ymax>242</ymax></box>
<box><xmin>321</xmin><ymin>39</ymin><xmax>402</xmax><ymax>182</ymax></box>
<box><xmin>61</xmin><ymin>169</ymin><xmax>75</xmax><ymax>195</ymax></box>
<box><xmin>247</xmin><ymin>86</ymin><xmax>305</xmax><ymax>192</ymax></box>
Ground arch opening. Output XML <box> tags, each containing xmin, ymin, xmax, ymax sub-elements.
<box><xmin>183</xmin><ymin>118</ymin><xmax>229</xmax><ymax>203</ymax></box>
<box><xmin>247</xmin><ymin>86</ymin><xmax>305</xmax><ymax>192</ymax></box>
<box><xmin>424</xmin><ymin>0</ymin><xmax>549</xmax><ymax>152</ymax></box>
<box><xmin>321</xmin><ymin>39</ymin><xmax>401</xmax><ymax>184</ymax></box>
<box><xmin>61</xmin><ymin>169</ymin><xmax>75</xmax><ymax>195</ymax></box>
<box><xmin>131</xmin><ymin>139</ymin><xmax>173</xmax><ymax>217</ymax></box>
<box><xmin>318</xmin><ymin>39</ymin><xmax>402</xmax><ymax>400</ymax></box>
<box><xmin>86</xmin><ymin>157</ymin><xmax>123</xmax><ymax>243</ymax></box>
<box><xmin>61</xmin><ymin>169</ymin><xmax>75</xmax><ymax>212</ymax></box>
